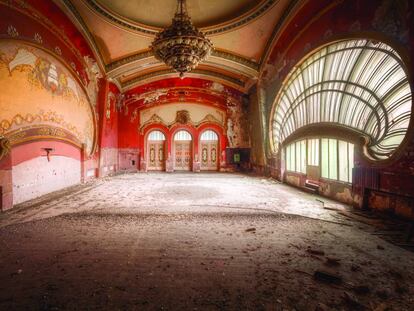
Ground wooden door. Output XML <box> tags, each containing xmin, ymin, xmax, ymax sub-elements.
<box><xmin>147</xmin><ymin>141</ymin><xmax>165</xmax><ymax>171</ymax></box>
<box><xmin>200</xmin><ymin>141</ymin><xmax>218</xmax><ymax>171</ymax></box>
<box><xmin>175</xmin><ymin>141</ymin><xmax>191</xmax><ymax>171</ymax></box>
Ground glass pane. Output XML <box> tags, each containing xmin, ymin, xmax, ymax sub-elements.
<box><xmin>300</xmin><ymin>140</ymin><xmax>306</xmax><ymax>173</ymax></box>
<box><xmin>200</xmin><ymin>130</ymin><xmax>218</xmax><ymax>141</ymax></box>
<box><xmin>348</xmin><ymin>143</ymin><xmax>354</xmax><ymax>183</ymax></box>
<box><xmin>270</xmin><ymin>39</ymin><xmax>412</xmax><ymax>160</ymax></box>
<box><xmin>338</xmin><ymin>140</ymin><xmax>349</xmax><ymax>182</ymax></box>
<box><xmin>321</xmin><ymin>139</ymin><xmax>329</xmax><ymax>178</ymax></box>
<box><xmin>307</xmin><ymin>139</ymin><xmax>319</xmax><ymax>166</ymax></box>
<box><xmin>295</xmin><ymin>141</ymin><xmax>301</xmax><ymax>173</ymax></box>
<box><xmin>148</xmin><ymin>130</ymin><xmax>166</xmax><ymax>141</ymax></box>
<box><xmin>174</xmin><ymin>130</ymin><xmax>192</xmax><ymax>141</ymax></box>
<box><xmin>286</xmin><ymin>145</ymin><xmax>291</xmax><ymax>171</ymax></box>
<box><xmin>328</xmin><ymin>139</ymin><xmax>338</xmax><ymax>180</ymax></box>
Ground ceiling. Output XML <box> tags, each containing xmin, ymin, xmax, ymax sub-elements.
<box><xmin>56</xmin><ymin>0</ymin><xmax>299</xmax><ymax>93</ymax></box>
<box><xmin>94</xmin><ymin>0</ymin><xmax>262</xmax><ymax>28</ymax></box>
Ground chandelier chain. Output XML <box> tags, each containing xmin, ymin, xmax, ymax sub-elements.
<box><xmin>151</xmin><ymin>0</ymin><xmax>213</xmax><ymax>78</ymax></box>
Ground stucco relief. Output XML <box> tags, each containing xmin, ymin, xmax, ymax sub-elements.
<box><xmin>0</xmin><ymin>41</ymin><xmax>95</xmax><ymax>154</ymax></box>
<box><xmin>83</xmin><ymin>56</ymin><xmax>102</xmax><ymax>106</ymax></box>
<box><xmin>226</xmin><ymin>99</ymin><xmax>250</xmax><ymax>148</ymax></box>
<box><xmin>140</xmin><ymin>103</ymin><xmax>225</xmax><ymax>128</ymax></box>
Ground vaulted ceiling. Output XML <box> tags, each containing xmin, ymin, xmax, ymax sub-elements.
<box><xmin>55</xmin><ymin>0</ymin><xmax>299</xmax><ymax>92</ymax></box>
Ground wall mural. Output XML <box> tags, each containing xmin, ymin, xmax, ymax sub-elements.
<box><xmin>0</xmin><ymin>41</ymin><xmax>95</xmax><ymax>154</ymax></box>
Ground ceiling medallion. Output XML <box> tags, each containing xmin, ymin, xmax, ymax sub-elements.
<box><xmin>151</xmin><ymin>0</ymin><xmax>213</xmax><ymax>79</ymax></box>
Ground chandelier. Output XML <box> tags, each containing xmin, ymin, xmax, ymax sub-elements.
<box><xmin>151</xmin><ymin>0</ymin><xmax>213</xmax><ymax>78</ymax></box>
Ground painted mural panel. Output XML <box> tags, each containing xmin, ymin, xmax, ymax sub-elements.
<box><xmin>0</xmin><ymin>41</ymin><xmax>95</xmax><ymax>154</ymax></box>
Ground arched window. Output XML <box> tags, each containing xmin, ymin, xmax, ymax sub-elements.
<box><xmin>148</xmin><ymin>130</ymin><xmax>166</xmax><ymax>141</ymax></box>
<box><xmin>271</xmin><ymin>39</ymin><xmax>412</xmax><ymax>160</ymax></box>
<box><xmin>200</xmin><ymin>130</ymin><xmax>218</xmax><ymax>141</ymax></box>
<box><xmin>174</xmin><ymin>130</ymin><xmax>192</xmax><ymax>141</ymax></box>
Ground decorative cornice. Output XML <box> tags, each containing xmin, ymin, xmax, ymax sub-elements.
<box><xmin>211</xmin><ymin>50</ymin><xmax>259</xmax><ymax>71</ymax></box>
<box><xmin>84</xmin><ymin>0</ymin><xmax>278</xmax><ymax>37</ymax></box>
<box><xmin>122</xmin><ymin>68</ymin><xmax>245</xmax><ymax>90</ymax></box>
<box><xmin>58</xmin><ymin>0</ymin><xmax>106</xmax><ymax>73</ymax></box>
<box><xmin>106</xmin><ymin>50</ymin><xmax>153</xmax><ymax>72</ymax></box>
<box><xmin>139</xmin><ymin>112</ymin><xmax>223</xmax><ymax>134</ymax></box>
<box><xmin>106</xmin><ymin>49</ymin><xmax>259</xmax><ymax>74</ymax></box>
<box><xmin>5</xmin><ymin>125</ymin><xmax>82</xmax><ymax>149</ymax></box>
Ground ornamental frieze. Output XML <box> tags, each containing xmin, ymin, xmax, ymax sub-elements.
<box><xmin>139</xmin><ymin>111</ymin><xmax>223</xmax><ymax>134</ymax></box>
<box><xmin>5</xmin><ymin>126</ymin><xmax>81</xmax><ymax>148</ymax></box>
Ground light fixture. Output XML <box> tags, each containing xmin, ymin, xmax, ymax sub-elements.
<box><xmin>151</xmin><ymin>0</ymin><xmax>213</xmax><ymax>78</ymax></box>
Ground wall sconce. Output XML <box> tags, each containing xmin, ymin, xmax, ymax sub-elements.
<box><xmin>42</xmin><ymin>148</ymin><xmax>54</xmax><ymax>162</ymax></box>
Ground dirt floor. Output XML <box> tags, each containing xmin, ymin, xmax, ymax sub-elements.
<box><xmin>1</xmin><ymin>172</ymin><xmax>413</xmax><ymax>310</ymax></box>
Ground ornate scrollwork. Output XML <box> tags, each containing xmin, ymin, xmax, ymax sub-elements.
<box><xmin>0</xmin><ymin>137</ymin><xmax>11</xmax><ymax>161</ymax></box>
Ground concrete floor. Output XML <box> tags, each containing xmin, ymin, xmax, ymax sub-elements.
<box><xmin>1</xmin><ymin>173</ymin><xmax>413</xmax><ymax>310</ymax></box>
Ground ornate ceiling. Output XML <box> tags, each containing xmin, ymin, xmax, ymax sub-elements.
<box><xmin>94</xmin><ymin>0</ymin><xmax>262</xmax><ymax>28</ymax></box>
<box><xmin>55</xmin><ymin>0</ymin><xmax>301</xmax><ymax>93</ymax></box>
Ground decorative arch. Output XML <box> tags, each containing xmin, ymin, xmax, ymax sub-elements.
<box><xmin>270</xmin><ymin>39</ymin><xmax>413</xmax><ymax>160</ymax></box>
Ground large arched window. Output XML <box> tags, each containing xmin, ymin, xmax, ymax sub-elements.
<box><xmin>271</xmin><ymin>39</ymin><xmax>412</xmax><ymax>160</ymax></box>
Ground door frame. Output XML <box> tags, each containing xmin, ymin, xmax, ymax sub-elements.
<box><xmin>145</xmin><ymin>129</ymin><xmax>167</xmax><ymax>171</ymax></box>
<box><xmin>172</xmin><ymin>129</ymin><xmax>194</xmax><ymax>172</ymax></box>
<box><xmin>199</xmin><ymin>129</ymin><xmax>220</xmax><ymax>171</ymax></box>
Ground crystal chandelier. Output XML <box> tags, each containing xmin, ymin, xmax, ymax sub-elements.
<box><xmin>151</xmin><ymin>0</ymin><xmax>213</xmax><ymax>78</ymax></box>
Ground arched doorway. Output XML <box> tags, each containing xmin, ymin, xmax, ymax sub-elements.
<box><xmin>200</xmin><ymin>130</ymin><xmax>219</xmax><ymax>171</ymax></box>
<box><xmin>174</xmin><ymin>130</ymin><xmax>192</xmax><ymax>171</ymax></box>
<box><xmin>147</xmin><ymin>130</ymin><xmax>166</xmax><ymax>171</ymax></box>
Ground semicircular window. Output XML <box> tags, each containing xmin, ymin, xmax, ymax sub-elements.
<box><xmin>271</xmin><ymin>39</ymin><xmax>412</xmax><ymax>160</ymax></box>
<box><xmin>148</xmin><ymin>130</ymin><xmax>166</xmax><ymax>141</ymax></box>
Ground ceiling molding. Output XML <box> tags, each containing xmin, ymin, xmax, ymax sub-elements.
<box><xmin>121</xmin><ymin>69</ymin><xmax>246</xmax><ymax>92</ymax></box>
<box><xmin>259</xmin><ymin>0</ymin><xmax>302</xmax><ymax>70</ymax></box>
<box><xmin>106</xmin><ymin>50</ymin><xmax>153</xmax><ymax>72</ymax></box>
<box><xmin>56</xmin><ymin>0</ymin><xmax>106</xmax><ymax>73</ymax></box>
<box><xmin>211</xmin><ymin>50</ymin><xmax>259</xmax><ymax>71</ymax></box>
<box><xmin>83</xmin><ymin>0</ymin><xmax>278</xmax><ymax>37</ymax></box>
<box><xmin>105</xmin><ymin>50</ymin><xmax>259</xmax><ymax>76</ymax></box>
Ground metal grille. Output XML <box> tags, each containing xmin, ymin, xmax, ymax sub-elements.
<box><xmin>271</xmin><ymin>39</ymin><xmax>412</xmax><ymax>160</ymax></box>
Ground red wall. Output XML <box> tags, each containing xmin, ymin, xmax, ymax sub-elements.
<box><xmin>12</xmin><ymin>141</ymin><xmax>81</xmax><ymax>166</ymax></box>
<box><xmin>99</xmin><ymin>81</ymin><xmax>120</xmax><ymax>149</ymax></box>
